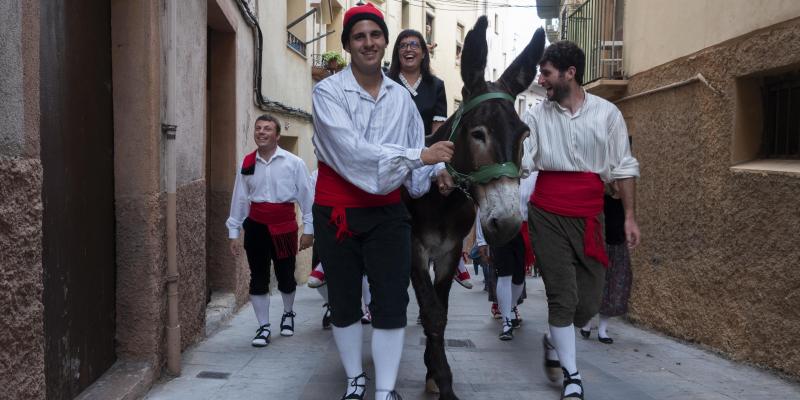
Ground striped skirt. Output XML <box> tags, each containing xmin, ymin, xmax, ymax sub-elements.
<box><xmin>599</xmin><ymin>243</ymin><xmax>633</xmax><ymax>317</ymax></box>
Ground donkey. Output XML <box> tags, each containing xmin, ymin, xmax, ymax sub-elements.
<box><xmin>405</xmin><ymin>17</ymin><xmax>545</xmax><ymax>400</ymax></box>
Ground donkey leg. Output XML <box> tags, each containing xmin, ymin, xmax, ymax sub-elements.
<box><xmin>426</xmin><ymin>248</ymin><xmax>462</xmax><ymax>400</ymax></box>
<box><xmin>409</xmin><ymin>243</ymin><xmax>459</xmax><ymax>399</ymax></box>
<box><xmin>408</xmin><ymin>243</ymin><xmax>440</xmax><ymax>391</ymax></box>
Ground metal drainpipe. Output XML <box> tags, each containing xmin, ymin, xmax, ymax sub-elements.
<box><xmin>163</xmin><ymin>0</ymin><xmax>181</xmax><ymax>376</ymax></box>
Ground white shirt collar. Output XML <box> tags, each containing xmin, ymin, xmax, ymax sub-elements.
<box><xmin>341</xmin><ymin>65</ymin><xmax>393</xmax><ymax>102</ymax></box>
<box><xmin>255</xmin><ymin>146</ymin><xmax>287</xmax><ymax>164</ymax></box>
<box><xmin>549</xmin><ymin>88</ymin><xmax>590</xmax><ymax>118</ymax></box>
<box><xmin>398</xmin><ymin>73</ymin><xmax>421</xmax><ymax>97</ymax></box>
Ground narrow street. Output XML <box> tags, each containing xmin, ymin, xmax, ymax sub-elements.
<box><xmin>145</xmin><ymin>276</ymin><xmax>800</xmax><ymax>400</ymax></box>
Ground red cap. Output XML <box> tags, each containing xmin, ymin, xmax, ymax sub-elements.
<box><xmin>341</xmin><ymin>3</ymin><xmax>389</xmax><ymax>45</ymax></box>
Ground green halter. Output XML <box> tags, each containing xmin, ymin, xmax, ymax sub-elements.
<box><xmin>445</xmin><ymin>92</ymin><xmax>520</xmax><ymax>190</ymax></box>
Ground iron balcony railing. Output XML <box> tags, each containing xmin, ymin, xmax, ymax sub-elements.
<box><xmin>311</xmin><ymin>54</ymin><xmax>326</xmax><ymax>69</ymax></box>
<box><xmin>287</xmin><ymin>31</ymin><xmax>306</xmax><ymax>57</ymax></box>
<box><xmin>566</xmin><ymin>0</ymin><xmax>624</xmax><ymax>84</ymax></box>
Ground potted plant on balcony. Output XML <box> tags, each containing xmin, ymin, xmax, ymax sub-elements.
<box><xmin>322</xmin><ymin>51</ymin><xmax>346</xmax><ymax>72</ymax></box>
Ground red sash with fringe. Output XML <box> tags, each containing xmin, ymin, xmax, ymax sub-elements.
<box><xmin>530</xmin><ymin>171</ymin><xmax>608</xmax><ymax>267</ymax></box>
<box><xmin>314</xmin><ymin>162</ymin><xmax>401</xmax><ymax>241</ymax></box>
<box><xmin>520</xmin><ymin>221</ymin><xmax>536</xmax><ymax>273</ymax></box>
<box><xmin>248</xmin><ymin>202</ymin><xmax>298</xmax><ymax>259</ymax></box>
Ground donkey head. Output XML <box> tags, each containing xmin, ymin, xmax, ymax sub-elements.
<box><xmin>436</xmin><ymin>17</ymin><xmax>545</xmax><ymax>245</ymax></box>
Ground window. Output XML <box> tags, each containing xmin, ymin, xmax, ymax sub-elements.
<box><xmin>733</xmin><ymin>69</ymin><xmax>800</xmax><ymax>170</ymax></box>
<box><xmin>425</xmin><ymin>12</ymin><xmax>435</xmax><ymax>56</ymax></box>
<box><xmin>517</xmin><ymin>96</ymin><xmax>526</xmax><ymax>115</ymax></box>
<box><xmin>454</xmin><ymin>99</ymin><xmax>462</xmax><ymax>112</ymax></box>
<box><xmin>762</xmin><ymin>72</ymin><xmax>800</xmax><ymax>158</ymax></box>
<box><xmin>494</xmin><ymin>14</ymin><xmax>499</xmax><ymax>34</ymax></box>
<box><xmin>286</xmin><ymin>0</ymin><xmax>308</xmax><ymax>57</ymax></box>
<box><xmin>455</xmin><ymin>23</ymin><xmax>464</xmax><ymax>66</ymax></box>
<box><xmin>401</xmin><ymin>1</ymin><xmax>410</xmax><ymax>29</ymax></box>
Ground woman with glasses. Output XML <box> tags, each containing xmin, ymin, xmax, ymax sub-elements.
<box><xmin>388</xmin><ymin>30</ymin><xmax>477</xmax><ymax>303</ymax></box>
<box><xmin>388</xmin><ymin>30</ymin><xmax>447</xmax><ymax>137</ymax></box>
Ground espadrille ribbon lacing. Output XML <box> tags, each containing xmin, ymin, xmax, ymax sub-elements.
<box><xmin>341</xmin><ymin>372</ymin><xmax>368</xmax><ymax>400</ymax></box>
<box><xmin>561</xmin><ymin>368</ymin><xmax>584</xmax><ymax>400</ymax></box>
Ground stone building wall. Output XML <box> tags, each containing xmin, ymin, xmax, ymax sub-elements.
<box><xmin>0</xmin><ymin>0</ymin><xmax>44</xmax><ymax>398</ymax></box>
<box><xmin>620</xmin><ymin>17</ymin><xmax>800</xmax><ymax>377</ymax></box>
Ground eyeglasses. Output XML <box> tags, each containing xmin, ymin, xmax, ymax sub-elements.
<box><xmin>399</xmin><ymin>41</ymin><xmax>421</xmax><ymax>50</ymax></box>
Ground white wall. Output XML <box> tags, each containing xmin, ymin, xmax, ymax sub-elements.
<box><xmin>624</xmin><ymin>0</ymin><xmax>800</xmax><ymax>75</ymax></box>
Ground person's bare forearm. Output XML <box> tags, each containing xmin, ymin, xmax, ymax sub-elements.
<box><xmin>617</xmin><ymin>177</ymin><xmax>636</xmax><ymax>219</ymax></box>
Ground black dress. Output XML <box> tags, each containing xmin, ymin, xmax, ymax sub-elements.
<box><xmin>391</xmin><ymin>74</ymin><xmax>447</xmax><ymax>136</ymax></box>
<box><xmin>599</xmin><ymin>194</ymin><xmax>633</xmax><ymax>316</ymax></box>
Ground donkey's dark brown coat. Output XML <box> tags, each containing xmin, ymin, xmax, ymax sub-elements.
<box><xmin>405</xmin><ymin>18</ymin><xmax>545</xmax><ymax>400</ymax></box>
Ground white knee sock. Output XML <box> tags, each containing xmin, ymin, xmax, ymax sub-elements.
<box><xmin>361</xmin><ymin>275</ymin><xmax>371</xmax><ymax>308</ymax></box>
<box><xmin>511</xmin><ymin>282</ymin><xmax>524</xmax><ymax>305</ymax></box>
<box><xmin>544</xmin><ymin>332</ymin><xmax>559</xmax><ymax>361</ymax></box>
<box><xmin>250</xmin><ymin>294</ymin><xmax>270</xmax><ymax>327</ymax></box>
<box><xmin>457</xmin><ymin>258</ymin><xmax>468</xmax><ymax>273</ymax></box>
<box><xmin>550</xmin><ymin>324</ymin><xmax>581</xmax><ymax>395</ymax></box>
<box><xmin>281</xmin><ymin>291</ymin><xmax>295</xmax><ymax>313</ymax></box>
<box><xmin>317</xmin><ymin>285</ymin><xmax>329</xmax><ymax>302</ymax></box>
<box><xmin>332</xmin><ymin>322</ymin><xmax>365</xmax><ymax>396</ymax></box>
<box><xmin>373</xmin><ymin>328</ymin><xmax>405</xmax><ymax>399</ymax></box>
<box><xmin>582</xmin><ymin>314</ymin><xmax>596</xmax><ymax>332</ymax></box>
<box><xmin>496</xmin><ymin>276</ymin><xmax>513</xmax><ymax>322</ymax></box>
<box><xmin>598</xmin><ymin>314</ymin><xmax>610</xmax><ymax>338</ymax></box>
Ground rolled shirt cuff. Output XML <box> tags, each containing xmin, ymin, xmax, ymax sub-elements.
<box><xmin>302</xmin><ymin>223</ymin><xmax>314</xmax><ymax>235</ymax></box>
<box><xmin>228</xmin><ymin>228</ymin><xmax>240</xmax><ymax>239</ymax></box>
<box><xmin>405</xmin><ymin>147</ymin><xmax>424</xmax><ymax>169</ymax></box>
<box><xmin>431</xmin><ymin>162</ymin><xmax>446</xmax><ymax>178</ymax></box>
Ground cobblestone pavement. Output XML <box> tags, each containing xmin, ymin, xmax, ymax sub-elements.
<box><xmin>146</xmin><ymin>275</ymin><xmax>800</xmax><ymax>400</ymax></box>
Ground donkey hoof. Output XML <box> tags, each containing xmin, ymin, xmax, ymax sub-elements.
<box><xmin>425</xmin><ymin>377</ymin><xmax>440</xmax><ymax>394</ymax></box>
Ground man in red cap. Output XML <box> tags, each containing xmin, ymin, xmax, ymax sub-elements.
<box><xmin>311</xmin><ymin>3</ymin><xmax>454</xmax><ymax>400</ymax></box>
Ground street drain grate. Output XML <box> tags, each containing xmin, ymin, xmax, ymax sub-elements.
<box><xmin>418</xmin><ymin>338</ymin><xmax>476</xmax><ymax>348</ymax></box>
<box><xmin>196</xmin><ymin>371</ymin><xmax>231</xmax><ymax>380</ymax></box>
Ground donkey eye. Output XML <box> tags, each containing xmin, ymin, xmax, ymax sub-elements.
<box><xmin>470</xmin><ymin>130</ymin><xmax>486</xmax><ymax>142</ymax></box>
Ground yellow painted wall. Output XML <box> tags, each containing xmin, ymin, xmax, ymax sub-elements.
<box><xmin>378</xmin><ymin>1</ymin><xmax>478</xmax><ymax>115</ymax></box>
<box><xmin>624</xmin><ymin>0</ymin><xmax>800</xmax><ymax>75</ymax></box>
<box><xmin>255</xmin><ymin>0</ymin><xmax>317</xmax><ymax>171</ymax></box>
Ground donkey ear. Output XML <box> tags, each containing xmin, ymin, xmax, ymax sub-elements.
<box><xmin>460</xmin><ymin>16</ymin><xmax>489</xmax><ymax>97</ymax></box>
<box><xmin>496</xmin><ymin>27</ymin><xmax>546</xmax><ymax>96</ymax></box>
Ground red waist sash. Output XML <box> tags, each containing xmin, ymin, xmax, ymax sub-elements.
<box><xmin>314</xmin><ymin>162</ymin><xmax>401</xmax><ymax>241</ymax></box>
<box><xmin>530</xmin><ymin>171</ymin><xmax>608</xmax><ymax>267</ymax></box>
<box><xmin>249</xmin><ymin>202</ymin><xmax>298</xmax><ymax>259</ymax></box>
<box><xmin>520</xmin><ymin>221</ymin><xmax>536</xmax><ymax>273</ymax></box>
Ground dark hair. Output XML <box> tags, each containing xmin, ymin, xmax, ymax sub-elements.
<box><xmin>255</xmin><ymin>114</ymin><xmax>281</xmax><ymax>135</ymax></box>
<box><xmin>539</xmin><ymin>40</ymin><xmax>585</xmax><ymax>85</ymax></box>
<box><xmin>388</xmin><ymin>30</ymin><xmax>433</xmax><ymax>83</ymax></box>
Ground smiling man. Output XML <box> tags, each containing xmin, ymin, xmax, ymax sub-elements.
<box><xmin>311</xmin><ymin>3</ymin><xmax>454</xmax><ymax>400</ymax></box>
<box><xmin>226</xmin><ymin>114</ymin><xmax>314</xmax><ymax>347</ymax></box>
<box><xmin>521</xmin><ymin>41</ymin><xmax>640</xmax><ymax>400</ymax></box>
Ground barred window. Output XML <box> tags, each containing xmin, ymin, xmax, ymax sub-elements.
<box><xmin>762</xmin><ymin>72</ymin><xmax>800</xmax><ymax>158</ymax></box>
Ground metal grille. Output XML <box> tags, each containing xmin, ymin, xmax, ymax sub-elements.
<box><xmin>565</xmin><ymin>0</ymin><xmax>623</xmax><ymax>84</ymax></box>
<box><xmin>311</xmin><ymin>54</ymin><xmax>325</xmax><ymax>69</ymax></box>
<box><xmin>287</xmin><ymin>31</ymin><xmax>306</xmax><ymax>57</ymax></box>
<box><xmin>762</xmin><ymin>73</ymin><xmax>800</xmax><ymax>158</ymax></box>
<box><xmin>418</xmin><ymin>337</ymin><xmax>476</xmax><ymax>348</ymax></box>
<box><xmin>196</xmin><ymin>371</ymin><xmax>231</xmax><ymax>380</ymax></box>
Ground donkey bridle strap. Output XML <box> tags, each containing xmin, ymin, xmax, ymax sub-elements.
<box><xmin>446</xmin><ymin>91</ymin><xmax>520</xmax><ymax>189</ymax></box>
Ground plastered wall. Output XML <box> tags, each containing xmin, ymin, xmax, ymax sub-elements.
<box><xmin>620</xmin><ymin>17</ymin><xmax>800</xmax><ymax>377</ymax></box>
<box><xmin>0</xmin><ymin>1</ymin><xmax>44</xmax><ymax>398</ymax></box>
<box><xmin>624</xmin><ymin>0</ymin><xmax>800</xmax><ymax>75</ymax></box>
